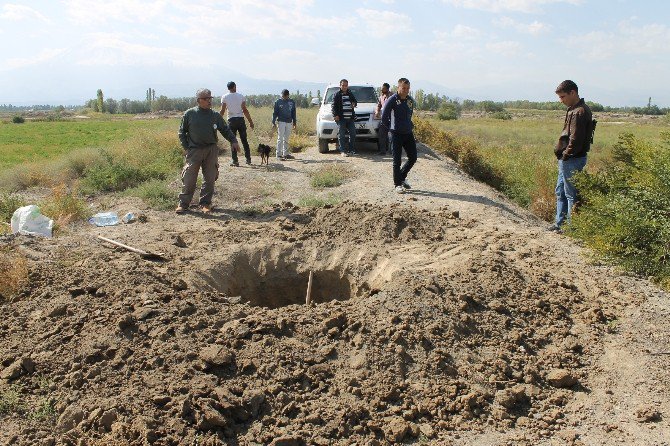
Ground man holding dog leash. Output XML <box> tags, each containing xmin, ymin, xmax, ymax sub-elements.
<box><xmin>220</xmin><ymin>81</ymin><xmax>255</xmax><ymax>166</ymax></box>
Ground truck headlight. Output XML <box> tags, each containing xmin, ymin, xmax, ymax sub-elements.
<box><xmin>320</xmin><ymin>112</ymin><xmax>334</xmax><ymax>121</ymax></box>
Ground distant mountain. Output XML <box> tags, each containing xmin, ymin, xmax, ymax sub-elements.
<box><xmin>0</xmin><ymin>62</ymin><xmax>328</xmax><ymax>106</ymax></box>
<box><xmin>0</xmin><ymin>62</ymin><xmax>667</xmax><ymax>107</ymax></box>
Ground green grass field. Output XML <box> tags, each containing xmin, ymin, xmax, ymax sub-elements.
<box><xmin>0</xmin><ymin>118</ymin><xmax>176</xmax><ymax>170</ymax></box>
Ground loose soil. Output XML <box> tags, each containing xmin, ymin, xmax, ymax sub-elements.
<box><xmin>1</xmin><ymin>142</ymin><xmax>669</xmax><ymax>446</ymax></box>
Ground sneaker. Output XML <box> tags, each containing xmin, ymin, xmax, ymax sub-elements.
<box><xmin>245</xmin><ymin>159</ymin><xmax>252</xmax><ymax>165</ymax></box>
<box><xmin>351</xmin><ymin>150</ymin><xmax>357</xmax><ymax>155</ymax></box>
<box><xmin>341</xmin><ymin>152</ymin><xmax>349</xmax><ymax>157</ymax></box>
<box><xmin>230</xmin><ymin>162</ymin><xmax>239</xmax><ymax>167</ymax></box>
<box><xmin>175</xmin><ymin>205</ymin><xmax>186</xmax><ymax>214</ymax></box>
<box><xmin>395</xmin><ymin>185</ymin><xmax>405</xmax><ymax>194</ymax></box>
<box><xmin>201</xmin><ymin>205</ymin><xmax>213</xmax><ymax>214</ymax></box>
<box><xmin>401</xmin><ymin>180</ymin><xmax>412</xmax><ymax>190</ymax></box>
<box><xmin>284</xmin><ymin>154</ymin><xmax>295</xmax><ymax>159</ymax></box>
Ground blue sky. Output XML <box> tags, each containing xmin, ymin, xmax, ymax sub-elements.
<box><xmin>1</xmin><ymin>0</ymin><xmax>669</xmax><ymax>106</ymax></box>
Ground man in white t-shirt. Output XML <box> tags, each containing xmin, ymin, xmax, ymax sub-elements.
<box><xmin>220</xmin><ymin>81</ymin><xmax>255</xmax><ymax>166</ymax></box>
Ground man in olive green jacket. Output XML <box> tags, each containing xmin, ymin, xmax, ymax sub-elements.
<box><xmin>177</xmin><ymin>88</ymin><xmax>239</xmax><ymax>214</ymax></box>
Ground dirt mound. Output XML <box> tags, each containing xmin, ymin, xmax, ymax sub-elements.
<box><xmin>0</xmin><ymin>200</ymin><xmax>631</xmax><ymax>445</ymax></box>
<box><xmin>2</xmin><ymin>146</ymin><xmax>669</xmax><ymax>445</ymax></box>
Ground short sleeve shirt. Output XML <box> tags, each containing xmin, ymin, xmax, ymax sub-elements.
<box><xmin>221</xmin><ymin>92</ymin><xmax>245</xmax><ymax>119</ymax></box>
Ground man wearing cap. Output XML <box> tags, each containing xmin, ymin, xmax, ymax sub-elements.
<box><xmin>271</xmin><ymin>89</ymin><xmax>297</xmax><ymax>161</ymax></box>
<box><xmin>220</xmin><ymin>81</ymin><xmax>255</xmax><ymax>166</ymax></box>
<box><xmin>177</xmin><ymin>88</ymin><xmax>239</xmax><ymax>214</ymax></box>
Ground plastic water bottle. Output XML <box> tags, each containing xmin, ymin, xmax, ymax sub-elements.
<box><xmin>89</xmin><ymin>212</ymin><xmax>120</xmax><ymax>227</ymax></box>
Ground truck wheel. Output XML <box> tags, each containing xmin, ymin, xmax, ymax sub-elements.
<box><xmin>318</xmin><ymin>139</ymin><xmax>329</xmax><ymax>153</ymax></box>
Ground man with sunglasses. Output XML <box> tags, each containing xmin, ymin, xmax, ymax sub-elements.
<box><xmin>177</xmin><ymin>88</ymin><xmax>239</xmax><ymax>214</ymax></box>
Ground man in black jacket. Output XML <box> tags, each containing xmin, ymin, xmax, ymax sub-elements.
<box><xmin>331</xmin><ymin>79</ymin><xmax>357</xmax><ymax>156</ymax></box>
<box><xmin>550</xmin><ymin>79</ymin><xmax>593</xmax><ymax>231</ymax></box>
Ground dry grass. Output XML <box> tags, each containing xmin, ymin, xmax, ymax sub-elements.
<box><xmin>39</xmin><ymin>183</ymin><xmax>90</xmax><ymax>229</ymax></box>
<box><xmin>0</xmin><ymin>247</ymin><xmax>28</xmax><ymax>300</ymax></box>
<box><xmin>310</xmin><ymin>164</ymin><xmax>353</xmax><ymax>188</ymax></box>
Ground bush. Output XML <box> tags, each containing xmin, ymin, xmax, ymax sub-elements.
<box><xmin>81</xmin><ymin>130</ymin><xmax>183</xmax><ymax>193</ymax></box>
<box><xmin>0</xmin><ymin>193</ymin><xmax>24</xmax><ymax>223</ymax></box>
<box><xmin>0</xmin><ymin>248</ymin><xmax>28</xmax><ymax>300</ymax></box>
<box><xmin>12</xmin><ymin>116</ymin><xmax>25</xmax><ymax>124</ymax></box>
<box><xmin>490</xmin><ymin>111</ymin><xmax>512</xmax><ymax>120</ymax></box>
<box><xmin>571</xmin><ymin>132</ymin><xmax>670</xmax><ymax>287</ymax></box>
<box><xmin>310</xmin><ymin>165</ymin><xmax>352</xmax><ymax>188</ymax></box>
<box><xmin>413</xmin><ymin>118</ymin><xmax>503</xmax><ymax>188</ymax></box>
<box><xmin>125</xmin><ymin>179</ymin><xmax>175</xmax><ymax>210</ymax></box>
<box><xmin>39</xmin><ymin>184</ymin><xmax>90</xmax><ymax>229</ymax></box>
<box><xmin>437</xmin><ymin>103</ymin><xmax>461</xmax><ymax>121</ymax></box>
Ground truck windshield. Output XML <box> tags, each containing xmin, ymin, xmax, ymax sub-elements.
<box><xmin>324</xmin><ymin>86</ymin><xmax>378</xmax><ymax>104</ymax></box>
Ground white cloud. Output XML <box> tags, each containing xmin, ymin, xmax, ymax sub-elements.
<box><xmin>64</xmin><ymin>0</ymin><xmax>168</xmax><ymax>25</ymax></box>
<box><xmin>442</xmin><ymin>0</ymin><xmax>581</xmax><ymax>14</ymax></box>
<box><xmin>264</xmin><ymin>49</ymin><xmax>318</xmax><ymax>62</ymax></box>
<box><xmin>76</xmin><ymin>33</ymin><xmax>197</xmax><ymax>67</ymax></box>
<box><xmin>452</xmin><ymin>24</ymin><xmax>482</xmax><ymax>39</ymax></box>
<box><xmin>5</xmin><ymin>48</ymin><xmax>66</xmax><ymax>70</ymax></box>
<box><xmin>485</xmin><ymin>40</ymin><xmax>521</xmax><ymax>56</ymax></box>
<box><xmin>356</xmin><ymin>8</ymin><xmax>412</xmax><ymax>38</ymax></box>
<box><xmin>494</xmin><ymin>16</ymin><xmax>551</xmax><ymax>35</ymax></box>
<box><xmin>0</xmin><ymin>4</ymin><xmax>50</xmax><ymax>22</ymax></box>
<box><xmin>566</xmin><ymin>21</ymin><xmax>670</xmax><ymax>61</ymax></box>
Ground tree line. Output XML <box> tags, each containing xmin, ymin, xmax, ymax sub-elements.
<box><xmin>2</xmin><ymin>88</ymin><xmax>668</xmax><ymax>116</ymax></box>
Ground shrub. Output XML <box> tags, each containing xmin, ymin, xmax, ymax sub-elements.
<box><xmin>81</xmin><ymin>130</ymin><xmax>182</xmax><ymax>193</ymax></box>
<box><xmin>0</xmin><ymin>248</ymin><xmax>28</xmax><ymax>301</ymax></box>
<box><xmin>0</xmin><ymin>193</ymin><xmax>24</xmax><ymax>223</ymax></box>
<box><xmin>437</xmin><ymin>102</ymin><xmax>461</xmax><ymax>121</ymax></box>
<box><xmin>310</xmin><ymin>164</ymin><xmax>352</xmax><ymax>188</ymax></box>
<box><xmin>12</xmin><ymin>115</ymin><xmax>25</xmax><ymax>124</ymax></box>
<box><xmin>571</xmin><ymin>132</ymin><xmax>670</xmax><ymax>287</ymax></box>
<box><xmin>289</xmin><ymin>134</ymin><xmax>313</xmax><ymax>152</ymax></box>
<box><xmin>490</xmin><ymin>110</ymin><xmax>512</xmax><ymax>120</ymax></box>
<box><xmin>125</xmin><ymin>179</ymin><xmax>175</xmax><ymax>210</ymax></box>
<box><xmin>298</xmin><ymin>194</ymin><xmax>341</xmax><ymax>208</ymax></box>
<box><xmin>39</xmin><ymin>184</ymin><xmax>90</xmax><ymax>228</ymax></box>
<box><xmin>413</xmin><ymin>118</ymin><xmax>503</xmax><ymax>188</ymax></box>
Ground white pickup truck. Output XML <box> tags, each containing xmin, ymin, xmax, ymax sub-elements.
<box><xmin>313</xmin><ymin>84</ymin><xmax>381</xmax><ymax>153</ymax></box>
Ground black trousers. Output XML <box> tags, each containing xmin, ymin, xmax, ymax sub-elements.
<box><xmin>228</xmin><ymin>117</ymin><xmax>251</xmax><ymax>163</ymax></box>
<box><xmin>392</xmin><ymin>132</ymin><xmax>417</xmax><ymax>186</ymax></box>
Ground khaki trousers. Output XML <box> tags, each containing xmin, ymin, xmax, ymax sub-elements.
<box><xmin>178</xmin><ymin>144</ymin><xmax>219</xmax><ymax>208</ymax></box>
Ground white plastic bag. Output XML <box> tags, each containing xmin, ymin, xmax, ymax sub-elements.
<box><xmin>10</xmin><ymin>205</ymin><xmax>53</xmax><ymax>238</ymax></box>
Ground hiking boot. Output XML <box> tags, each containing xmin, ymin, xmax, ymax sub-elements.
<box><xmin>395</xmin><ymin>185</ymin><xmax>405</xmax><ymax>194</ymax></box>
<box><xmin>283</xmin><ymin>154</ymin><xmax>295</xmax><ymax>159</ymax></box>
<box><xmin>175</xmin><ymin>205</ymin><xmax>186</xmax><ymax>214</ymax></box>
<box><xmin>401</xmin><ymin>180</ymin><xmax>412</xmax><ymax>190</ymax></box>
<box><xmin>201</xmin><ymin>205</ymin><xmax>213</xmax><ymax>214</ymax></box>
<box><xmin>245</xmin><ymin>159</ymin><xmax>252</xmax><ymax>165</ymax></box>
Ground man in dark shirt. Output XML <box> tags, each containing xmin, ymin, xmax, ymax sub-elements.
<box><xmin>380</xmin><ymin>78</ymin><xmax>418</xmax><ymax>194</ymax></box>
<box><xmin>550</xmin><ymin>80</ymin><xmax>593</xmax><ymax>231</ymax></box>
<box><xmin>177</xmin><ymin>88</ymin><xmax>239</xmax><ymax>214</ymax></box>
<box><xmin>331</xmin><ymin>79</ymin><xmax>358</xmax><ymax>156</ymax></box>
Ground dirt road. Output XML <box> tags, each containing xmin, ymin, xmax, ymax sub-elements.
<box><xmin>1</xmin><ymin>142</ymin><xmax>668</xmax><ymax>445</ymax></box>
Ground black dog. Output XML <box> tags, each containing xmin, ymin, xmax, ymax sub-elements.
<box><xmin>258</xmin><ymin>143</ymin><xmax>272</xmax><ymax>165</ymax></box>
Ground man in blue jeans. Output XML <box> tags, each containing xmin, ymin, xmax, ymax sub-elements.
<box><xmin>381</xmin><ymin>78</ymin><xmax>417</xmax><ymax>194</ymax></box>
<box><xmin>331</xmin><ymin>79</ymin><xmax>357</xmax><ymax>156</ymax></box>
<box><xmin>550</xmin><ymin>80</ymin><xmax>593</xmax><ymax>232</ymax></box>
